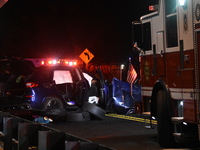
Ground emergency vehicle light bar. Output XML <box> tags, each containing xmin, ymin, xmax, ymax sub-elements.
<box><xmin>41</xmin><ymin>59</ymin><xmax>77</xmax><ymax>66</ymax></box>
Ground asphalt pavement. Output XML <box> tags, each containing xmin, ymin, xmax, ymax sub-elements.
<box><xmin>46</xmin><ymin>113</ymin><xmax>200</xmax><ymax>150</ymax></box>
<box><xmin>46</xmin><ymin>114</ymin><xmax>160</xmax><ymax>150</ymax></box>
<box><xmin>1</xmin><ymin>111</ymin><xmax>200</xmax><ymax>150</ymax></box>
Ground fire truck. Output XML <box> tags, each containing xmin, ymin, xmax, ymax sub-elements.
<box><xmin>132</xmin><ymin>0</ymin><xmax>200</xmax><ymax>147</ymax></box>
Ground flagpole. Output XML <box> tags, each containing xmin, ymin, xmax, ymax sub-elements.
<box><xmin>129</xmin><ymin>58</ymin><xmax>135</xmax><ymax>115</ymax></box>
<box><xmin>129</xmin><ymin>58</ymin><xmax>133</xmax><ymax>99</ymax></box>
<box><xmin>127</xmin><ymin>57</ymin><xmax>138</xmax><ymax>114</ymax></box>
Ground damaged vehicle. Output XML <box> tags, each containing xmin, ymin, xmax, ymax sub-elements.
<box><xmin>0</xmin><ymin>57</ymin><xmax>35</xmax><ymax>109</ymax></box>
<box><xmin>0</xmin><ymin>57</ymin><xmax>111</xmax><ymax>120</ymax></box>
<box><xmin>0</xmin><ymin>57</ymin><xmax>141</xmax><ymax>120</ymax></box>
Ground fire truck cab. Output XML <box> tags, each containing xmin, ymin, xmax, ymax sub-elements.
<box><xmin>133</xmin><ymin>0</ymin><xmax>200</xmax><ymax>147</ymax></box>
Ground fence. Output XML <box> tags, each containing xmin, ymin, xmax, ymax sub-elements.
<box><xmin>0</xmin><ymin>112</ymin><xmax>113</xmax><ymax>150</ymax></box>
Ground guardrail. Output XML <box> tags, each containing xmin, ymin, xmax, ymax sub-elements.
<box><xmin>0</xmin><ymin>112</ymin><xmax>113</xmax><ymax>150</ymax></box>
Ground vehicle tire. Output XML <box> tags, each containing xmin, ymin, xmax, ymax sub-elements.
<box><xmin>66</xmin><ymin>109</ymin><xmax>90</xmax><ymax>122</ymax></box>
<box><xmin>43</xmin><ymin>97</ymin><xmax>65</xmax><ymax>117</ymax></box>
<box><xmin>82</xmin><ymin>102</ymin><xmax>105</xmax><ymax>119</ymax></box>
<box><xmin>156</xmin><ymin>90</ymin><xmax>176</xmax><ymax>148</ymax></box>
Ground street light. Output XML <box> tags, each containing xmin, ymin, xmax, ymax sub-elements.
<box><xmin>120</xmin><ymin>64</ymin><xmax>124</xmax><ymax>80</ymax></box>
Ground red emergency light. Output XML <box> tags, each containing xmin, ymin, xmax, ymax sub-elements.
<box><xmin>40</xmin><ymin>59</ymin><xmax>77</xmax><ymax>66</ymax></box>
<box><xmin>65</xmin><ymin>61</ymin><xmax>77</xmax><ymax>66</ymax></box>
<box><xmin>41</xmin><ymin>60</ymin><xmax>45</xmax><ymax>65</ymax></box>
<box><xmin>149</xmin><ymin>5</ymin><xmax>158</xmax><ymax>11</ymax></box>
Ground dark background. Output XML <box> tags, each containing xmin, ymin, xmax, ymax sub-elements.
<box><xmin>0</xmin><ymin>0</ymin><xmax>157</xmax><ymax>63</ymax></box>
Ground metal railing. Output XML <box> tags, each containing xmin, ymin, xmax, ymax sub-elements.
<box><xmin>0</xmin><ymin>112</ymin><xmax>113</xmax><ymax>150</ymax></box>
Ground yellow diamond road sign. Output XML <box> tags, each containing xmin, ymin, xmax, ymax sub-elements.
<box><xmin>79</xmin><ymin>48</ymin><xmax>94</xmax><ymax>64</ymax></box>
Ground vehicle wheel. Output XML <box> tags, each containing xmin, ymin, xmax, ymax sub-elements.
<box><xmin>66</xmin><ymin>109</ymin><xmax>90</xmax><ymax>122</ymax></box>
<box><xmin>43</xmin><ymin>97</ymin><xmax>65</xmax><ymax>117</ymax></box>
<box><xmin>156</xmin><ymin>90</ymin><xmax>176</xmax><ymax>147</ymax></box>
<box><xmin>82</xmin><ymin>102</ymin><xmax>105</xmax><ymax>119</ymax></box>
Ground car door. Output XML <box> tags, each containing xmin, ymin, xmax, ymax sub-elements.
<box><xmin>72</xmin><ymin>67</ymin><xmax>90</xmax><ymax>106</ymax></box>
<box><xmin>82</xmin><ymin>68</ymin><xmax>111</xmax><ymax>109</ymax></box>
<box><xmin>95</xmin><ymin>67</ymin><xmax>111</xmax><ymax>109</ymax></box>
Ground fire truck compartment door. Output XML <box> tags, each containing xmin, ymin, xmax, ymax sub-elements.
<box><xmin>156</xmin><ymin>31</ymin><xmax>166</xmax><ymax>76</ymax></box>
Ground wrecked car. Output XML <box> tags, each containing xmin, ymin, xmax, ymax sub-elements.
<box><xmin>0</xmin><ymin>59</ymin><xmax>109</xmax><ymax>117</ymax></box>
<box><xmin>0</xmin><ymin>57</ymin><xmax>141</xmax><ymax>120</ymax></box>
<box><xmin>0</xmin><ymin>57</ymin><xmax>35</xmax><ymax>109</ymax></box>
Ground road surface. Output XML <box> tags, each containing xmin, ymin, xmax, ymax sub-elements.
<box><xmin>46</xmin><ymin>114</ymin><xmax>161</xmax><ymax>150</ymax></box>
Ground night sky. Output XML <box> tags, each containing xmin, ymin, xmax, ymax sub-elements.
<box><xmin>0</xmin><ymin>0</ymin><xmax>156</xmax><ymax>63</ymax></box>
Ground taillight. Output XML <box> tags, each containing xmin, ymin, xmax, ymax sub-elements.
<box><xmin>26</xmin><ymin>82</ymin><xmax>38</xmax><ymax>88</ymax></box>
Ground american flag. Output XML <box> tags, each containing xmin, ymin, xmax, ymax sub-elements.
<box><xmin>127</xmin><ymin>62</ymin><xmax>137</xmax><ymax>84</ymax></box>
